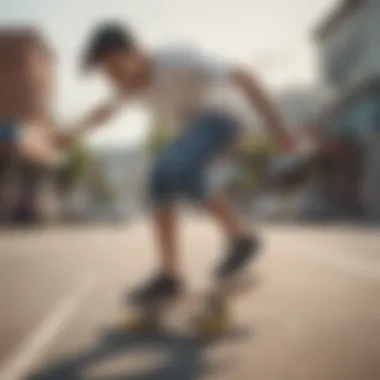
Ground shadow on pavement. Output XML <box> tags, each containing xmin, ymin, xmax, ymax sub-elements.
<box><xmin>27</xmin><ymin>325</ymin><xmax>252</xmax><ymax>380</ymax></box>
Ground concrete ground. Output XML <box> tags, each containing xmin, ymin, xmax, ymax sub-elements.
<box><xmin>0</xmin><ymin>216</ymin><xmax>379</xmax><ymax>380</ymax></box>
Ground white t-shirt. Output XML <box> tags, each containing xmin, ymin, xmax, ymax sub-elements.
<box><xmin>139</xmin><ymin>45</ymin><xmax>254</xmax><ymax>131</ymax></box>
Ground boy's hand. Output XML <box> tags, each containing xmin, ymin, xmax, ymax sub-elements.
<box><xmin>275</xmin><ymin>132</ymin><xmax>297</xmax><ymax>154</ymax></box>
<box><xmin>55</xmin><ymin>132</ymin><xmax>76</xmax><ymax>150</ymax></box>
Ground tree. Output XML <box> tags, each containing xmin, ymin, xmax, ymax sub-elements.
<box><xmin>86</xmin><ymin>161</ymin><xmax>117</xmax><ymax>204</ymax></box>
<box><xmin>146</xmin><ymin>122</ymin><xmax>177</xmax><ymax>156</ymax></box>
<box><xmin>55</xmin><ymin>142</ymin><xmax>91</xmax><ymax>195</ymax></box>
<box><xmin>239</xmin><ymin>133</ymin><xmax>274</xmax><ymax>194</ymax></box>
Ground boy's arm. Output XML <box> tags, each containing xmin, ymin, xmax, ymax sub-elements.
<box><xmin>57</xmin><ymin>95</ymin><xmax>126</xmax><ymax>148</ymax></box>
<box><xmin>232</xmin><ymin>68</ymin><xmax>293</xmax><ymax>151</ymax></box>
<box><xmin>71</xmin><ymin>96</ymin><xmax>126</xmax><ymax>137</ymax></box>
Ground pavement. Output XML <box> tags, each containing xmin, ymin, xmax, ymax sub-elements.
<box><xmin>0</xmin><ymin>216</ymin><xmax>379</xmax><ymax>380</ymax></box>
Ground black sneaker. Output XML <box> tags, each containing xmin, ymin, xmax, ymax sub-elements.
<box><xmin>216</xmin><ymin>235</ymin><xmax>261</xmax><ymax>280</ymax></box>
<box><xmin>128</xmin><ymin>273</ymin><xmax>183</xmax><ymax>306</ymax></box>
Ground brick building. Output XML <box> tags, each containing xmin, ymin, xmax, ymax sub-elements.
<box><xmin>0</xmin><ymin>27</ymin><xmax>57</xmax><ymax>223</ymax></box>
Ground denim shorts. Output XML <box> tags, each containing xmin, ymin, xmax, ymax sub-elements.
<box><xmin>0</xmin><ymin>122</ymin><xmax>19</xmax><ymax>143</ymax></box>
<box><xmin>149</xmin><ymin>111</ymin><xmax>241</xmax><ymax>206</ymax></box>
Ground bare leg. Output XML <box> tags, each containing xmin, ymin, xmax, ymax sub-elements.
<box><xmin>206</xmin><ymin>193</ymin><xmax>252</xmax><ymax>239</ymax></box>
<box><xmin>206</xmin><ymin>193</ymin><xmax>260</xmax><ymax>279</ymax></box>
<box><xmin>128</xmin><ymin>204</ymin><xmax>181</xmax><ymax>305</ymax></box>
<box><xmin>152</xmin><ymin>204</ymin><xmax>180</xmax><ymax>279</ymax></box>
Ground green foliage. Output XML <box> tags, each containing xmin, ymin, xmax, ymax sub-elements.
<box><xmin>87</xmin><ymin>163</ymin><xmax>117</xmax><ymax>203</ymax></box>
<box><xmin>55</xmin><ymin>142</ymin><xmax>91</xmax><ymax>194</ymax></box>
<box><xmin>147</xmin><ymin>122</ymin><xmax>177</xmax><ymax>156</ymax></box>
<box><xmin>239</xmin><ymin>133</ymin><xmax>275</xmax><ymax>193</ymax></box>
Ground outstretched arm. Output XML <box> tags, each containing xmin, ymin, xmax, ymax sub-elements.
<box><xmin>232</xmin><ymin>68</ymin><xmax>293</xmax><ymax>151</ymax></box>
<box><xmin>71</xmin><ymin>96</ymin><xmax>126</xmax><ymax>137</ymax></box>
<box><xmin>56</xmin><ymin>95</ymin><xmax>126</xmax><ymax>149</ymax></box>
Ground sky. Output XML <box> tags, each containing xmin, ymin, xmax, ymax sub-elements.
<box><xmin>0</xmin><ymin>0</ymin><xmax>334</xmax><ymax>147</ymax></box>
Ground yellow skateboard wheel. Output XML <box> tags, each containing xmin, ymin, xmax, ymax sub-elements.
<box><xmin>123</xmin><ymin>312</ymin><xmax>159</xmax><ymax>333</ymax></box>
<box><xmin>197</xmin><ymin>310</ymin><xmax>230</xmax><ymax>336</ymax></box>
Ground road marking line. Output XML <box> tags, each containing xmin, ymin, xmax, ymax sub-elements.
<box><xmin>0</xmin><ymin>273</ymin><xmax>98</xmax><ymax>380</ymax></box>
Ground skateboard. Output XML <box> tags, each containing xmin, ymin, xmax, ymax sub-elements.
<box><xmin>121</xmin><ymin>273</ymin><xmax>256</xmax><ymax>338</ymax></box>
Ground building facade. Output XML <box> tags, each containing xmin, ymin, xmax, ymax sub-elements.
<box><xmin>314</xmin><ymin>0</ymin><xmax>380</xmax><ymax>220</ymax></box>
<box><xmin>0</xmin><ymin>27</ymin><xmax>56</xmax><ymax>224</ymax></box>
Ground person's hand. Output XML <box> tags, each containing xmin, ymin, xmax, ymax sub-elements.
<box><xmin>275</xmin><ymin>132</ymin><xmax>297</xmax><ymax>154</ymax></box>
<box><xmin>55</xmin><ymin>132</ymin><xmax>76</xmax><ymax>150</ymax></box>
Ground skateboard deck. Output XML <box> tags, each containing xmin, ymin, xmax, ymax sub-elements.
<box><xmin>121</xmin><ymin>273</ymin><xmax>257</xmax><ymax>338</ymax></box>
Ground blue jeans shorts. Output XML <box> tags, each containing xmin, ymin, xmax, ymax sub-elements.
<box><xmin>0</xmin><ymin>122</ymin><xmax>19</xmax><ymax>143</ymax></box>
<box><xmin>149</xmin><ymin>112</ymin><xmax>241</xmax><ymax>207</ymax></box>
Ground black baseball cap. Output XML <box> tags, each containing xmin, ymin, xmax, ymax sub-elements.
<box><xmin>81</xmin><ymin>21</ymin><xmax>135</xmax><ymax>71</ymax></box>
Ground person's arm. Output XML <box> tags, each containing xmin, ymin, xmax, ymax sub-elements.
<box><xmin>56</xmin><ymin>95</ymin><xmax>126</xmax><ymax>149</ymax></box>
<box><xmin>71</xmin><ymin>96</ymin><xmax>125</xmax><ymax>137</ymax></box>
<box><xmin>232</xmin><ymin>68</ymin><xmax>293</xmax><ymax>150</ymax></box>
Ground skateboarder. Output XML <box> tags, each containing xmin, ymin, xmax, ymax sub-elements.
<box><xmin>72</xmin><ymin>21</ymin><xmax>293</xmax><ymax>305</ymax></box>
